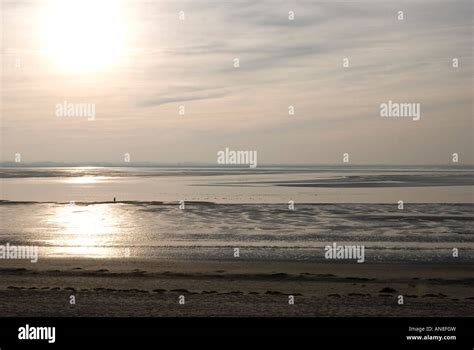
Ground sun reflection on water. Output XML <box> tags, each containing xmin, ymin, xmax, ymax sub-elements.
<box><xmin>48</xmin><ymin>204</ymin><xmax>123</xmax><ymax>258</ymax></box>
<box><xmin>64</xmin><ymin>176</ymin><xmax>109</xmax><ymax>184</ymax></box>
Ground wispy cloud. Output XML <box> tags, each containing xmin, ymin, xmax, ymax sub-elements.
<box><xmin>1</xmin><ymin>0</ymin><xmax>472</xmax><ymax>164</ymax></box>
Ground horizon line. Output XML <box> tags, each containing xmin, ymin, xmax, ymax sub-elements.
<box><xmin>1</xmin><ymin>161</ymin><xmax>473</xmax><ymax>168</ymax></box>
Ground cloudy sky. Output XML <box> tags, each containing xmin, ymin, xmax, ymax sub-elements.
<box><xmin>1</xmin><ymin>0</ymin><xmax>472</xmax><ymax>164</ymax></box>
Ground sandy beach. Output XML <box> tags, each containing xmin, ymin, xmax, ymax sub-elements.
<box><xmin>1</xmin><ymin>258</ymin><xmax>473</xmax><ymax>317</ymax></box>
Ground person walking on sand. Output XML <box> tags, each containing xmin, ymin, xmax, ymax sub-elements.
<box><xmin>113</xmin><ymin>197</ymin><xmax>116</xmax><ymax>203</ymax></box>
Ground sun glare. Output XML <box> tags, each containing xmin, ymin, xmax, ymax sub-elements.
<box><xmin>42</xmin><ymin>0</ymin><xmax>126</xmax><ymax>73</ymax></box>
<box><xmin>49</xmin><ymin>204</ymin><xmax>121</xmax><ymax>258</ymax></box>
<box><xmin>64</xmin><ymin>176</ymin><xmax>108</xmax><ymax>184</ymax></box>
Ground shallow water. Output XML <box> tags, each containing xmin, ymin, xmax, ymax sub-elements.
<box><xmin>1</xmin><ymin>166</ymin><xmax>473</xmax><ymax>263</ymax></box>
<box><xmin>1</xmin><ymin>166</ymin><xmax>473</xmax><ymax>203</ymax></box>
<box><xmin>0</xmin><ymin>201</ymin><xmax>472</xmax><ymax>263</ymax></box>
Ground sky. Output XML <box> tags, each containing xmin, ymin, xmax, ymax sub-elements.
<box><xmin>1</xmin><ymin>0</ymin><xmax>473</xmax><ymax>165</ymax></box>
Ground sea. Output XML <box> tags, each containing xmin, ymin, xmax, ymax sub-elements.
<box><xmin>1</xmin><ymin>166</ymin><xmax>473</xmax><ymax>263</ymax></box>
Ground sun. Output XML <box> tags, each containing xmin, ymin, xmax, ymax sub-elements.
<box><xmin>41</xmin><ymin>0</ymin><xmax>126</xmax><ymax>73</ymax></box>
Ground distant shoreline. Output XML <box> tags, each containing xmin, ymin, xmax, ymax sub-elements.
<box><xmin>1</xmin><ymin>163</ymin><xmax>474</xmax><ymax>169</ymax></box>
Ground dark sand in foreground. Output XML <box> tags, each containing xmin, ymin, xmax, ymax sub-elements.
<box><xmin>1</xmin><ymin>258</ymin><xmax>473</xmax><ymax>317</ymax></box>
